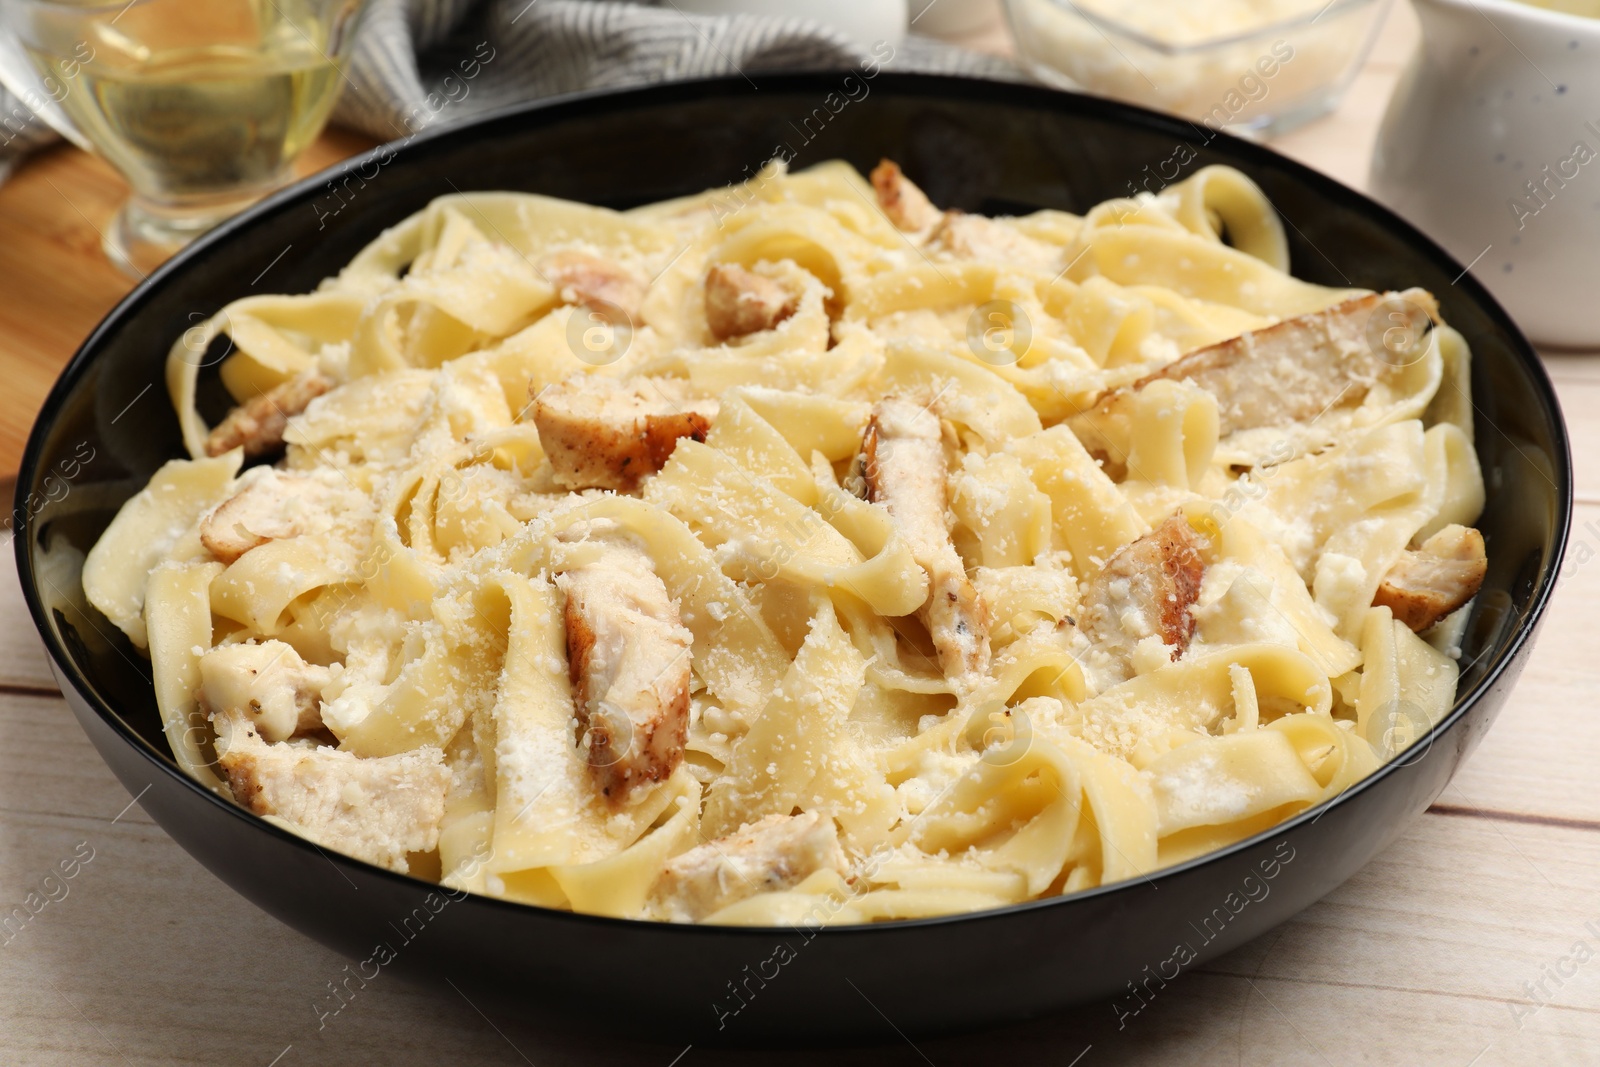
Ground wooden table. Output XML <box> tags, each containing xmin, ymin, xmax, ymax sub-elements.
<box><xmin>3</xmin><ymin>6</ymin><xmax>1598</xmax><ymax>1064</ymax></box>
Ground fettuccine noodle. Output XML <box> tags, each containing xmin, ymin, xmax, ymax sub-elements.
<box><xmin>82</xmin><ymin>159</ymin><xmax>1485</xmax><ymax>925</ymax></box>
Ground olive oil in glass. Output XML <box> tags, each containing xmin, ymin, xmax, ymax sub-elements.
<box><xmin>8</xmin><ymin>0</ymin><xmax>367</xmax><ymax>275</ymax></box>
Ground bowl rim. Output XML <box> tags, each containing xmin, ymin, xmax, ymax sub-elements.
<box><xmin>14</xmin><ymin>70</ymin><xmax>1573</xmax><ymax>939</ymax></box>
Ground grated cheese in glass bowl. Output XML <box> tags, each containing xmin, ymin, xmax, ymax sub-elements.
<box><xmin>1003</xmin><ymin>0</ymin><xmax>1393</xmax><ymax>137</ymax></box>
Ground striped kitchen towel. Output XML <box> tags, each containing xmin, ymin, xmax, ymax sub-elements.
<box><xmin>0</xmin><ymin>0</ymin><xmax>1016</xmax><ymax>181</ymax></box>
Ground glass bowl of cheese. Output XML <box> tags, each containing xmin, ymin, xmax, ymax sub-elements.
<box><xmin>1004</xmin><ymin>0</ymin><xmax>1392</xmax><ymax>137</ymax></box>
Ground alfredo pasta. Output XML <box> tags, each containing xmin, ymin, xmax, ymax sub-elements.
<box><xmin>82</xmin><ymin>160</ymin><xmax>1487</xmax><ymax>925</ymax></box>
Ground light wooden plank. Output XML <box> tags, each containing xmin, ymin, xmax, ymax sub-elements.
<box><xmin>0</xmin><ymin>554</ymin><xmax>62</xmax><ymax>693</ymax></box>
<box><xmin>1550</xmin><ymin>376</ymin><xmax>1600</xmax><ymax>501</ymax></box>
<box><xmin>1545</xmin><ymin>356</ymin><xmax>1600</xmax><ymax>384</ymax></box>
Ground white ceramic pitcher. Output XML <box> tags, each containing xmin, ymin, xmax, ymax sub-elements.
<box><xmin>1370</xmin><ymin>0</ymin><xmax>1600</xmax><ymax>348</ymax></box>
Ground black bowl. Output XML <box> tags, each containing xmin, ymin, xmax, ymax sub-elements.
<box><xmin>14</xmin><ymin>74</ymin><xmax>1570</xmax><ymax>1043</ymax></box>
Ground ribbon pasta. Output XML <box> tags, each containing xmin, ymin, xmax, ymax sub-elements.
<box><xmin>82</xmin><ymin>159</ymin><xmax>1484</xmax><ymax>925</ymax></box>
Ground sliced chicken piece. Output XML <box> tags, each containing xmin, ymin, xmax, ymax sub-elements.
<box><xmin>556</xmin><ymin>531</ymin><xmax>692</xmax><ymax>802</ymax></box>
<box><xmin>1373</xmin><ymin>524</ymin><xmax>1487</xmax><ymax>632</ymax></box>
<box><xmin>1096</xmin><ymin>290</ymin><xmax>1438</xmax><ymax>436</ymax></box>
<box><xmin>648</xmin><ymin>812</ymin><xmax>846</xmax><ymax>922</ymax></box>
<box><xmin>212</xmin><ymin>708</ymin><xmax>449</xmax><ymax>874</ymax></box>
<box><xmin>200</xmin><ymin>640</ymin><xmax>330</xmax><ymax>742</ymax></box>
<box><xmin>703</xmin><ymin>263</ymin><xmax>798</xmax><ymax>341</ymax></box>
<box><xmin>538</xmin><ymin>249</ymin><xmax>647</xmax><ymax>321</ymax></box>
<box><xmin>199</xmin><ymin>469</ymin><xmax>334</xmax><ymax>564</ymax></box>
<box><xmin>870</xmin><ymin>159</ymin><xmax>942</xmax><ymax>233</ymax></box>
<box><xmin>205</xmin><ymin>370</ymin><xmax>333</xmax><ymax>459</ymax></box>
<box><xmin>927</xmin><ymin>211</ymin><xmax>1061</xmax><ymax>273</ymax></box>
<box><xmin>861</xmin><ymin>397</ymin><xmax>991</xmax><ymax>682</ymax></box>
<box><xmin>869</xmin><ymin>160</ymin><xmax>1057</xmax><ymax>270</ymax></box>
<box><xmin>533</xmin><ymin>374</ymin><xmax>718</xmax><ymax>492</ymax></box>
<box><xmin>1079</xmin><ymin>513</ymin><xmax>1207</xmax><ymax>684</ymax></box>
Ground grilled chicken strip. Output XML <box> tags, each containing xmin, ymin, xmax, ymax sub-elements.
<box><xmin>533</xmin><ymin>375</ymin><xmax>718</xmax><ymax>492</ymax></box>
<box><xmin>704</xmin><ymin>263</ymin><xmax>798</xmax><ymax>341</ymax></box>
<box><xmin>205</xmin><ymin>370</ymin><xmax>333</xmax><ymax>458</ymax></box>
<box><xmin>1373</xmin><ymin>524</ymin><xmax>1487</xmax><ymax>632</ymax></box>
<box><xmin>200</xmin><ymin>640</ymin><xmax>330</xmax><ymax>743</ymax></box>
<box><xmin>212</xmin><ymin>708</ymin><xmax>449</xmax><ymax>874</ymax></box>
<box><xmin>648</xmin><ymin>812</ymin><xmax>846</xmax><ymax>922</ymax></box>
<box><xmin>1094</xmin><ymin>289</ymin><xmax>1439</xmax><ymax>436</ymax></box>
<box><xmin>538</xmin><ymin>249</ymin><xmax>647</xmax><ymax>322</ymax></box>
<box><xmin>1079</xmin><ymin>513</ymin><xmax>1207</xmax><ymax>685</ymax></box>
<box><xmin>861</xmin><ymin>397</ymin><xmax>991</xmax><ymax>683</ymax></box>
<box><xmin>200</xmin><ymin>469</ymin><xmax>334</xmax><ymax>564</ymax></box>
<box><xmin>556</xmin><ymin>532</ymin><xmax>692</xmax><ymax>802</ymax></box>
<box><xmin>870</xmin><ymin>159</ymin><xmax>943</xmax><ymax>233</ymax></box>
